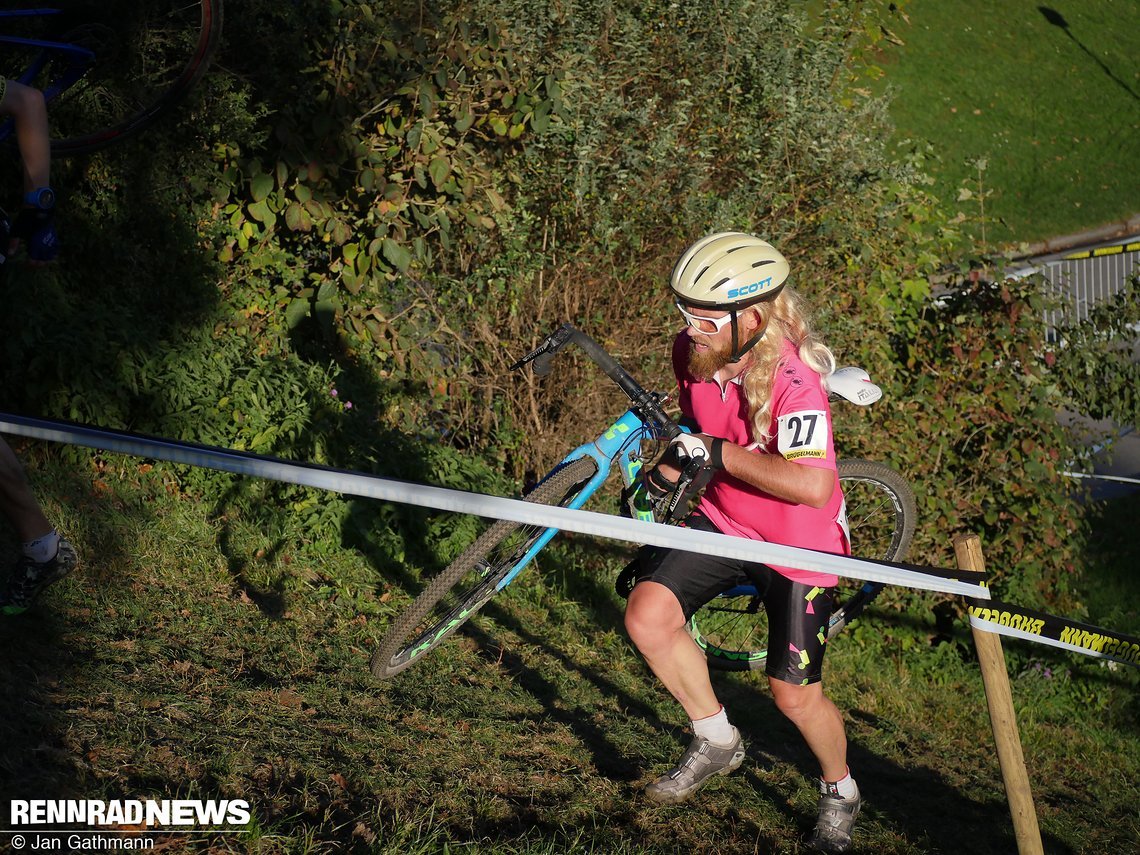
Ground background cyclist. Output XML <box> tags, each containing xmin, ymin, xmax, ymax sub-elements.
<box><xmin>624</xmin><ymin>233</ymin><xmax>860</xmax><ymax>853</ymax></box>
<box><xmin>0</xmin><ymin>75</ymin><xmax>59</xmax><ymax>264</ymax></box>
<box><xmin>0</xmin><ymin>75</ymin><xmax>74</xmax><ymax>615</ymax></box>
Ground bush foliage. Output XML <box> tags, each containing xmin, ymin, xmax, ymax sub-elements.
<box><xmin>5</xmin><ymin>0</ymin><xmax>1125</xmax><ymax>617</ymax></box>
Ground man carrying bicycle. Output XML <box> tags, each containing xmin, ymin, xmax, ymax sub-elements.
<box><xmin>624</xmin><ymin>233</ymin><xmax>859</xmax><ymax>852</ymax></box>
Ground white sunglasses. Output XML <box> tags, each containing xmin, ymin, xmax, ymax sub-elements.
<box><xmin>675</xmin><ymin>301</ymin><xmax>734</xmax><ymax>335</ymax></box>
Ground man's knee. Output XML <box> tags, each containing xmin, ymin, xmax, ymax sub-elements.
<box><xmin>1</xmin><ymin>80</ymin><xmax>44</xmax><ymax>118</ymax></box>
<box><xmin>770</xmin><ymin>679</ymin><xmax>822</xmax><ymax>722</ymax></box>
<box><xmin>624</xmin><ymin>582</ymin><xmax>685</xmax><ymax>652</ymax></box>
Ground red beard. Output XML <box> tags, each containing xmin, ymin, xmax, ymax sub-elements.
<box><xmin>687</xmin><ymin>335</ymin><xmax>734</xmax><ymax>381</ymax></box>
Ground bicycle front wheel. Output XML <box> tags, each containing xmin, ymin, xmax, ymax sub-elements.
<box><xmin>370</xmin><ymin>456</ymin><xmax>598</xmax><ymax>678</ymax></box>
<box><xmin>691</xmin><ymin>457</ymin><xmax>917</xmax><ymax>672</ymax></box>
<box><xmin>10</xmin><ymin>1</ymin><xmax>222</xmax><ymax>156</ymax></box>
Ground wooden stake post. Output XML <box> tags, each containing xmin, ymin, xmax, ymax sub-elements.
<box><xmin>953</xmin><ymin>533</ymin><xmax>1044</xmax><ymax>855</ymax></box>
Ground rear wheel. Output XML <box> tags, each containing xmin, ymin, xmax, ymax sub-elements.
<box><xmin>837</xmin><ymin>459</ymin><xmax>917</xmax><ymax>565</ymax></box>
<box><xmin>690</xmin><ymin>458</ymin><xmax>917</xmax><ymax>672</ymax></box>
<box><xmin>4</xmin><ymin>1</ymin><xmax>222</xmax><ymax>156</ymax></box>
<box><xmin>370</xmin><ymin>456</ymin><xmax>598</xmax><ymax>678</ymax></box>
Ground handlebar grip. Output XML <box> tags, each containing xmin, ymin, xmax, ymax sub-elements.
<box><xmin>532</xmin><ymin>353</ymin><xmax>555</xmax><ymax>376</ymax></box>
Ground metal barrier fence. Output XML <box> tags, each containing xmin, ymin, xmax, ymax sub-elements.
<box><xmin>1008</xmin><ymin>239</ymin><xmax>1140</xmax><ymax>338</ymax></box>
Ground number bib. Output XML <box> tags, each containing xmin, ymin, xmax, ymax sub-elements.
<box><xmin>777</xmin><ymin>410</ymin><xmax>828</xmax><ymax>460</ymax></box>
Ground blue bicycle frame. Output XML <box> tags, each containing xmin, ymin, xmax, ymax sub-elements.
<box><xmin>373</xmin><ymin>322</ymin><xmax>913</xmax><ymax>678</ymax></box>
<box><xmin>492</xmin><ymin>408</ymin><xmax>670</xmax><ymax>592</ymax></box>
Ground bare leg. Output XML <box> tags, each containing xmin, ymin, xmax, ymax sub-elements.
<box><xmin>625</xmin><ymin>581</ymin><xmax>721</xmax><ymax>720</ymax></box>
<box><xmin>0</xmin><ymin>437</ymin><xmax>53</xmax><ymax>543</ymax></box>
<box><xmin>0</xmin><ymin>80</ymin><xmax>51</xmax><ymax>192</ymax></box>
<box><xmin>768</xmin><ymin>677</ymin><xmax>848</xmax><ymax>782</ymax></box>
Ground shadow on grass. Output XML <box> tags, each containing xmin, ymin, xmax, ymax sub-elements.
<box><xmin>419</xmin><ymin>600</ymin><xmax>1074</xmax><ymax>853</ymax></box>
<box><xmin>1080</xmin><ymin>493</ymin><xmax>1140</xmax><ymax>629</ymax></box>
<box><xmin>397</xmin><ymin>529</ymin><xmax>1090</xmax><ymax>854</ymax></box>
<box><xmin>0</xmin><ymin>604</ymin><xmax>89</xmax><ymax>800</ymax></box>
<box><xmin>1039</xmin><ymin>6</ymin><xmax>1140</xmax><ymax>102</ymax></box>
<box><xmin>0</xmin><ymin>461</ymin><xmax>151</xmax><ymax>802</ymax></box>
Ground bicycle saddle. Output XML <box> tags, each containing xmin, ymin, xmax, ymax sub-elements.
<box><xmin>824</xmin><ymin>366</ymin><xmax>882</xmax><ymax>406</ymax></box>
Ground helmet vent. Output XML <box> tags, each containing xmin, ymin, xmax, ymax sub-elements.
<box><xmin>752</xmin><ymin>260</ymin><xmax>774</xmax><ymax>268</ymax></box>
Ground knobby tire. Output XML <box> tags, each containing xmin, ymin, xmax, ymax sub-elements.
<box><xmin>370</xmin><ymin>456</ymin><xmax>598</xmax><ymax>678</ymax></box>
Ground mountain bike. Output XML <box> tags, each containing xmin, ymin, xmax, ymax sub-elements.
<box><xmin>370</xmin><ymin>323</ymin><xmax>917</xmax><ymax>678</ymax></box>
<box><xmin>0</xmin><ymin>1</ymin><xmax>222</xmax><ymax>156</ymax></box>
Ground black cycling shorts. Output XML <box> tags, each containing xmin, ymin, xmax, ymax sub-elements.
<box><xmin>631</xmin><ymin>513</ymin><xmax>834</xmax><ymax>686</ymax></box>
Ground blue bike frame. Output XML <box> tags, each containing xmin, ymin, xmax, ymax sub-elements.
<box><xmin>492</xmin><ymin>408</ymin><xmax>671</xmax><ymax>592</ymax></box>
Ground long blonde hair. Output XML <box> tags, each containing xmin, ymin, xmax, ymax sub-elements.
<box><xmin>740</xmin><ymin>287</ymin><xmax>835</xmax><ymax>445</ymax></box>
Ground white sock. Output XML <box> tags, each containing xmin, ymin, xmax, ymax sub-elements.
<box><xmin>691</xmin><ymin>705</ymin><xmax>736</xmax><ymax>746</ymax></box>
<box><xmin>821</xmin><ymin>768</ymin><xmax>858</xmax><ymax>800</ymax></box>
<box><xmin>23</xmin><ymin>529</ymin><xmax>60</xmax><ymax>564</ymax></box>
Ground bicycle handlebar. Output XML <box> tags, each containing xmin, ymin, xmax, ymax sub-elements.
<box><xmin>511</xmin><ymin>323</ymin><xmax>682</xmax><ymax>439</ymax></box>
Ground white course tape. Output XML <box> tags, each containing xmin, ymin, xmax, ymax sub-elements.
<box><xmin>0</xmin><ymin>413</ymin><xmax>989</xmax><ymax>599</ymax></box>
<box><xmin>1062</xmin><ymin>471</ymin><xmax>1140</xmax><ymax>486</ymax></box>
<box><xmin>969</xmin><ymin>615</ymin><xmax>1134</xmax><ymax>666</ymax></box>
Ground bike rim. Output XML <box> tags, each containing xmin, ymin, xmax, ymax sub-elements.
<box><xmin>384</xmin><ymin>535</ymin><xmax>534</xmax><ymax>670</ymax></box>
<box><xmin>694</xmin><ymin>461</ymin><xmax>914</xmax><ymax>670</ymax></box>
<box><xmin>688</xmin><ymin>594</ymin><xmax>768</xmax><ymax>671</ymax></box>
<box><xmin>9</xmin><ymin>1</ymin><xmax>221</xmax><ymax>156</ymax></box>
<box><xmin>380</xmin><ymin>458</ymin><xmax>597</xmax><ymax>673</ymax></box>
<box><xmin>841</xmin><ymin>475</ymin><xmax>907</xmax><ymax>560</ymax></box>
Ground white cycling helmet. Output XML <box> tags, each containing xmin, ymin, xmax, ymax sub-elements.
<box><xmin>670</xmin><ymin>232</ymin><xmax>790</xmax><ymax>360</ymax></box>
<box><xmin>670</xmin><ymin>232</ymin><xmax>789</xmax><ymax>310</ymax></box>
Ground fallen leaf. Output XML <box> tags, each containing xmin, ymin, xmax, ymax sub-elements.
<box><xmin>277</xmin><ymin>689</ymin><xmax>304</xmax><ymax>709</ymax></box>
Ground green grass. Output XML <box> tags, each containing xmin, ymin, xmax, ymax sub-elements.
<box><xmin>873</xmin><ymin>0</ymin><xmax>1140</xmax><ymax>248</ymax></box>
<box><xmin>1</xmin><ymin>446</ymin><xmax>1137</xmax><ymax>853</ymax></box>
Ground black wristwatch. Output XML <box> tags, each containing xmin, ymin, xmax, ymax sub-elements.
<box><xmin>24</xmin><ymin>186</ymin><xmax>56</xmax><ymax>211</ymax></box>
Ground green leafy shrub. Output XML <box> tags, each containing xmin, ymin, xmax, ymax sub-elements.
<box><xmin>889</xmin><ymin>277</ymin><xmax>1083</xmax><ymax>609</ymax></box>
<box><xmin>1048</xmin><ymin>276</ymin><xmax>1140</xmax><ymax>433</ymax></box>
<box><xmin>204</xmin><ymin>1</ymin><xmax>968</xmax><ymax>462</ymax></box>
<box><xmin>1</xmin><ymin>0</ymin><xmax>1116</xmax><ymax>617</ymax></box>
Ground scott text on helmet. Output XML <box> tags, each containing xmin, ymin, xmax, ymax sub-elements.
<box><xmin>726</xmin><ymin>277</ymin><xmax>772</xmax><ymax>300</ymax></box>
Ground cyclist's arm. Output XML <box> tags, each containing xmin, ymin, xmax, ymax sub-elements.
<box><xmin>655</xmin><ymin>435</ymin><xmax>833</xmax><ymax>508</ymax></box>
<box><xmin>720</xmin><ymin>354</ymin><xmax>838</xmax><ymax>508</ymax></box>
<box><xmin>717</xmin><ymin>440</ymin><xmax>834</xmax><ymax>509</ymax></box>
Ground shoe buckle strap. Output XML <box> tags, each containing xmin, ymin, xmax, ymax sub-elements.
<box><xmin>817</xmin><ymin>802</ymin><xmax>858</xmax><ymax>832</ymax></box>
<box><xmin>668</xmin><ymin>742</ymin><xmax>712</xmax><ymax>779</ymax></box>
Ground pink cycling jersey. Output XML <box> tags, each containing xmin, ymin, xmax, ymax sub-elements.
<box><xmin>673</xmin><ymin>331</ymin><xmax>848</xmax><ymax>586</ymax></box>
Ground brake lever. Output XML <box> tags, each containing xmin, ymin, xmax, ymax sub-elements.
<box><xmin>508</xmin><ymin>324</ymin><xmax>575</xmax><ymax>374</ymax></box>
<box><xmin>679</xmin><ymin>455</ymin><xmax>708</xmax><ymax>479</ymax></box>
<box><xmin>660</xmin><ymin>457</ymin><xmax>707</xmax><ymax>523</ymax></box>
